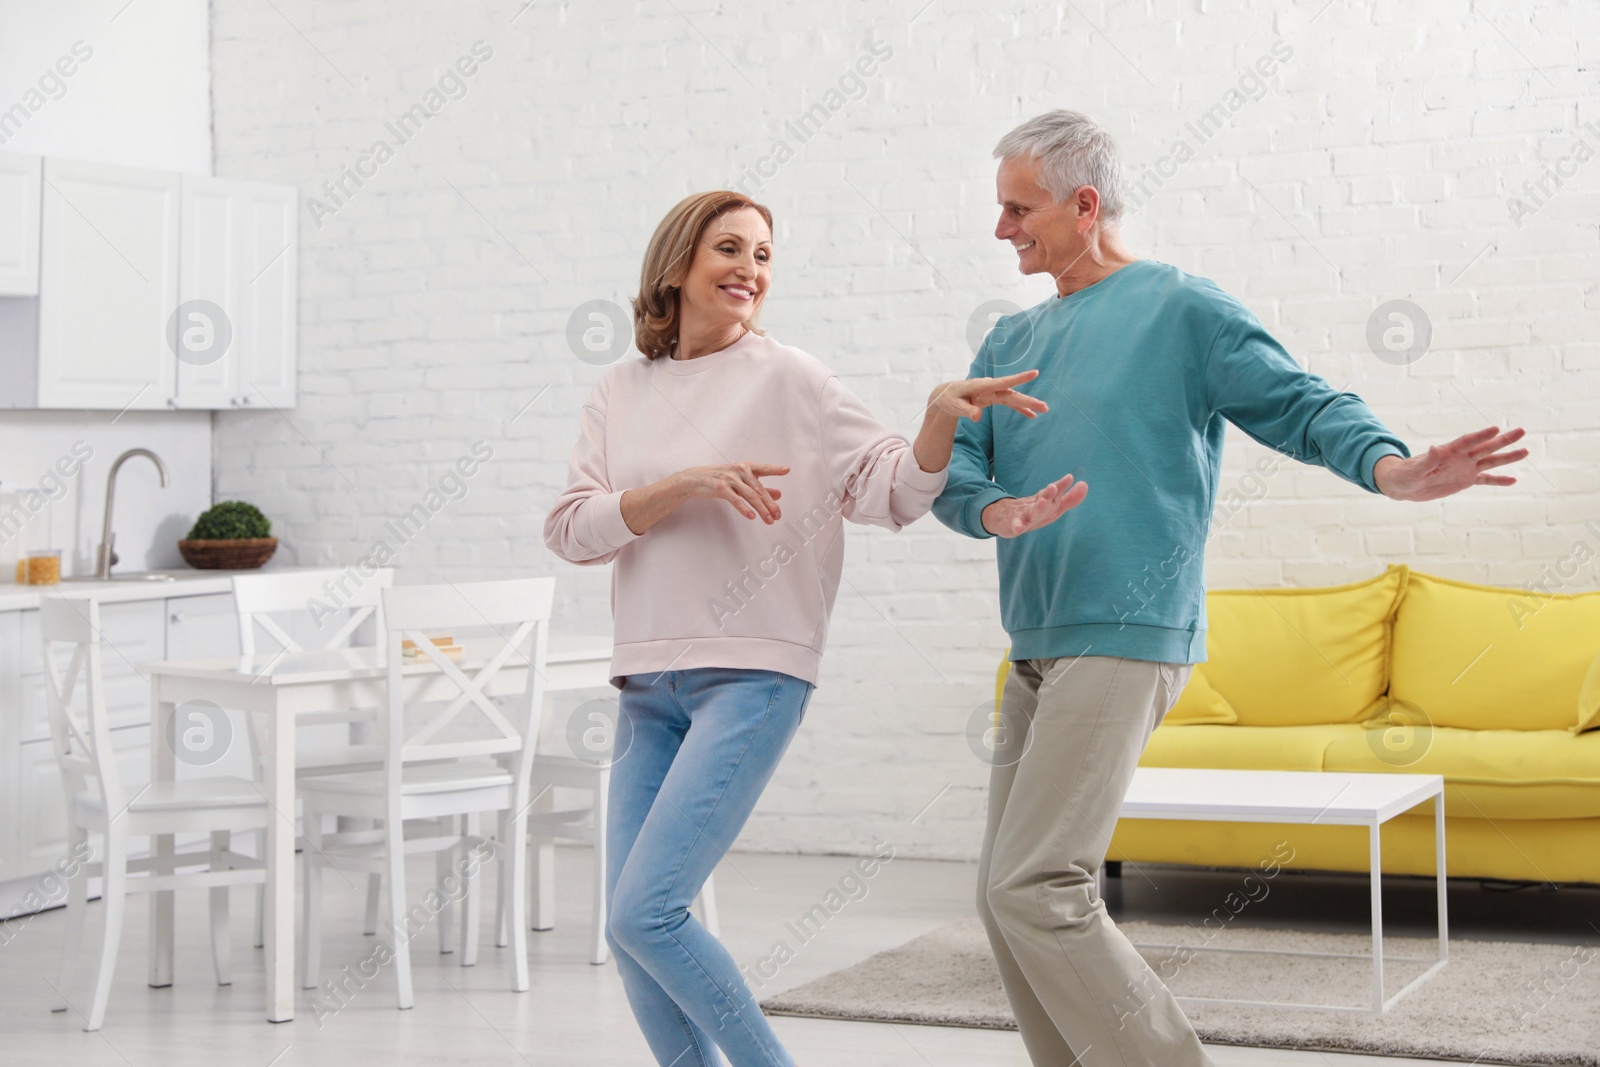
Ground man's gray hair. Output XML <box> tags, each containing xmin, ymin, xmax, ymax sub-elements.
<box><xmin>993</xmin><ymin>110</ymin><xmax>1125</xmax><ymax>224</ymax></box>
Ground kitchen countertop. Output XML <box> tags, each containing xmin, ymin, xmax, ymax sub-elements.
<box><xmin>0</xmin><ymin>566</ymin><xmax>331</xmax><ymax>611</ymax></box>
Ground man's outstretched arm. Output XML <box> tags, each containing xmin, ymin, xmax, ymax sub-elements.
<box><xmin>1206</xmin><ymin>313</ymin><xmax>1529</xmax><ymax>502</ymax></box>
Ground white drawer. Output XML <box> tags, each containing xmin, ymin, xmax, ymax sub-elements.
<box><xmin>165</xmin><ymin>592</ymin><xmax>240</xmax><ymax>660</ymax></box>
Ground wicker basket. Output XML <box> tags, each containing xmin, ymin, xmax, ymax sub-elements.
<box><xmin>178</xmin><ymin>537</ymin><xmax>278</xmax><ymax>570</ymax></box>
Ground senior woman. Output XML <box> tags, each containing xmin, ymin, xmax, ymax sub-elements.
<box><xmin>545</xmin><ymin>190</ymin><xmax>1067</xmax><ymax>1067</ymax></box>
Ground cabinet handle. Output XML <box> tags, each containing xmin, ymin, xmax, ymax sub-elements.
<box><xmin>240</xmin><ymin>395</ymin><xmax>253</xmax><ymax>406</ymax></box>
<box><xmin>170</xmin><ymin>612</ymin><xmax>184</xmax><ymax>624</ymax></box>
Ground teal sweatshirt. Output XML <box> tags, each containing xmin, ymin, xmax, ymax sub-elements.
<box><xmin>933</xmin><ymin>259</ymin><xmax>1409</xmax><ymax>664</ymax></box>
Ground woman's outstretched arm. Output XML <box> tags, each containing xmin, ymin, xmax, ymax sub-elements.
<box><xmin>914</xmin><ymin>369</ymin><xmax>1049</xmax><ymax>474</ymax></box>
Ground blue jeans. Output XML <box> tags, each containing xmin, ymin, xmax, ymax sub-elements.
<box><xmin>608</xmin><ymin>668</ymin><xmax>812</xmax><ymax>1067</ymax></box>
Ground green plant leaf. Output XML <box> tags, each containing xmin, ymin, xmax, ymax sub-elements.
<box><xmin>187</xmin><ymin>501</ymin><xmax>272</xmax><ymax>541</ymax></box>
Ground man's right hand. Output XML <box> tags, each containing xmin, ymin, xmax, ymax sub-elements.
<box><xmin>980</xmin><ymin>473</ymin><xmax>1089</xmax><ymax>538</ymax></box>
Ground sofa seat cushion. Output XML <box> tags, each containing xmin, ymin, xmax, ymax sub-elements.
<box><xmin>1163</xmin><ymin>666</ymin><xmax>1238</xmax><ymax>725</ymax></box>
<box><xmin>1322</xmin><ymin>725</ymin><xmax>1600</xmax><ymax>820</ymax></box>
<box><xmin>1140</xmin><ymin>724</ymin><xmax>1347</xmax><ymax>772</ymax></box>
<box><xmin>1204</xmin><ymin>565</ymin><xmax>1405</xmax><ymax>727</ymax></box>
<box><xmin>1391</xmin><ymin>570</ymin><xmax>1600</xmax><ymax>732</ymax></box>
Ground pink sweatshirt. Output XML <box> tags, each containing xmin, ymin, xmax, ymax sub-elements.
<box><xmin>544</xmin><ymin>331</ymin><xmax>948</xmax><ymax>686</ymax></box>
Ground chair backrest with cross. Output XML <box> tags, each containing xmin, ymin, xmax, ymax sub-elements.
<box><xmin>378</xmin><ymin>578</ymin><xmax>553</xmax><ymax>791</ymax></box>
<box><xmin>40</xmin><ymin>598</ymin><xmax>125</xmax><ymax>821</ymax></box>
<box><xmin>231</xmin><ymin>568</ymin><xmax>394</xmax><ymax>661</ymax></box>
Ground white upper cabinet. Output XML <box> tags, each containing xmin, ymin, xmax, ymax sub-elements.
<box><xmin>37</xmin><ymin>158</ymin><xmax>181</xmax><ymax>410</ymax></box>
<box><xmin>0</xmin><ymin>157</ymin><xmax>296</xmax><ymax>410</ymax></box>
<box><xmin>174</xmin><ymin>176</ymin><xmax>239</xmax><ymax>408</ymax></box>
<box><xmin>234</xmin><ymin>180</ymin><xmax>298</xmax><ymax>408</ymax></box>
<box><xmin>0</xmin><ymin>151</ymin><xmax>42</xmax><ymax>296</ymax></box>
<box><xmin>177</xmin><ymin>176</ymin><xmax>297</xmax><ymax>409</ymax></box>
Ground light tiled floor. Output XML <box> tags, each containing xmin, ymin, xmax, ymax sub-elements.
<box><xmin>2</xmin><ymin>848</ymin><xmax>1578</xmax><ymax>1066</ymax></box>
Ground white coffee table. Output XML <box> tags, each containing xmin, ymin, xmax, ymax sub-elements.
<box><xmin>1107</xmin><ymin>767</ymin><xmax>1447</xmax><ymax>1014</ymax></box>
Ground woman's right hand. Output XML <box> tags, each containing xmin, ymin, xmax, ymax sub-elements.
<box><xmin>622</xmin><ymin>462</ymin><xmax>791</xmax><ymax>535</ymax></box>
<box><xmin>675</xmin><ymin>462</ymin><xmax>789</xmax><ymax>523</ymax></box>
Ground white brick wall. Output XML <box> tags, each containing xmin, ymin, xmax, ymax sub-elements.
<box><xmin>208</xmin><ymin>0</ymin><xmax>1600</xmax><ymax>860</ymax></box>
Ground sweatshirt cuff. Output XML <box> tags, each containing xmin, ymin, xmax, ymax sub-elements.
<box><xmin>897</xmin><ymin>456</ymin><xmax>950</xmax><ymax>495</ymax></box>
<box><xmin>961</xmin><ymin>485</ymin><xmax>1012</xmax><ymax>540</ymax></box>
<box><xmin>588</xmin><ymin>490</ymin><xmax>643</xmax><ymax>552</ymax></box>
<box><xmin>1360</xmin><ymin>441</ymin><xmax>1410</xmax><ymax>494</ymax></box>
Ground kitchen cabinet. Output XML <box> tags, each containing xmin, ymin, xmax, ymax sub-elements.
<box><xmin>16</xmin><ymin>732</ymin><xmax>69</xmax><ymax>874</ymax></box>
<box><xmin>164</xmin><ymin>592</ymin><xmax>240</xmax><ymax>659</ymax></box>
<box><xmin>0</xmin><ymin>612</ymin><xmax>20</xmax><ymax>883</ymax></box>
<box><xmin>0</xmin><ymin>158</ymin><xmax>297</xmax><ymax>410</ymax></box>
<box><xmin>36</xmin><ymin>158</ymin><xmax>182</xmax><ymax>410</ymax></box>
<box><xmin>176</xmin><ymin>176</ymin><xmax>297</xmax><ymax>410</ymax></box>
<box><xmin>0</xmin><ymin>150</ymin><xmax>42</xmax><ymax>296</ymax></box>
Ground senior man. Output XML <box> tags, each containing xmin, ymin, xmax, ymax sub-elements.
<box><xmin>932</xmin><ymin>109</ymin><xmax>1528</xmax><ymax>1066</ymax></box>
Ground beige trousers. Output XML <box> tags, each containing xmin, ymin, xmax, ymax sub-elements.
<box><xmin>976</xmin><ymin>655</ymin><xmax>1214</xmax><ymax>1067</ymax></box>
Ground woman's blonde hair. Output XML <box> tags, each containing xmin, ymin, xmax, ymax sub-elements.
<box><xmin>633</xmin><ymin>191</ymin><xmax>773</xmax><ymax>360</ymax></box>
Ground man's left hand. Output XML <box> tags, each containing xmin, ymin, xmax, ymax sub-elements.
<box><xmin>1373</xmin><ymin>426</ymin><xmax>1528</xmax><ymax>502</ymax></box>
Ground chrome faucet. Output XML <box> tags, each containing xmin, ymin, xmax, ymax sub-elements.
<box><xmin>95</xmin><ymin>449</ymin><xmax>170</xmax><ymax>579</ymax></box>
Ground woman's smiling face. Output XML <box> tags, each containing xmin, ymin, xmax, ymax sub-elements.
<box><xmin>679</xmin><ymin>206</ymin><xmax>772</xmax><ymax>334</ymax></box>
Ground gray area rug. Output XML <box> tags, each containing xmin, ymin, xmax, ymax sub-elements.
<box><xmin>762</xmin><ymin>918</ymin><xmax>1600</xmax><ymax>1065</ymax></box>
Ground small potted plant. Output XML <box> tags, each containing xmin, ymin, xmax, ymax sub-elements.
<box><xmin>178</xmin><ymin>501</ymin><xmax>278</xmax><ymax>570</ymax></box>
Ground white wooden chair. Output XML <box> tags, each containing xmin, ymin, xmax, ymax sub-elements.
<box><xmin>41</xmin><ymin>597</ymin><xmax>267</xmax><ymax>1032</ymax></box>
<box><xmin>299</xmin><ymin>578</ymin><xmax>552</xmax><ymax>1007</ymax></box>
<box><xmin>234</xmin><ymin>568</ymin><xmax>393</xmax><ymax>669</ymax></box>
<box><xmin>232</xmin><ymin>568</ymin><xmax>395</xmax><ymax>943</ymax></box>
<box><xmin>504</xmin><ymin>753</ymin><xmax>719</xmax><ymax>966</ymax></box>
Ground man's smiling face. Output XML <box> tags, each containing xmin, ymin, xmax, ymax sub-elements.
<box><xmin>994</xmin><ymin>154</ymin><xmax>1086</xmax><ymax>282</ymax></box>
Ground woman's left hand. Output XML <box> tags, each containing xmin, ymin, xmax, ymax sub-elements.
<box><xmin>928</xmin><ymin>370</ymin><xmax>1048</xmax><ymax>422</ymax></box>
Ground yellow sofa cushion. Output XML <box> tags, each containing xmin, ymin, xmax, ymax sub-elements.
<box><xmin>1164</xmin><ymin>666</ymin><xmax>1237</xmax><ymax>726</ymax></box>
<box><xmin>1323</xmin><ymin>724</ymin><xmax>1600</xmax><ymax>820</ymax></box>
<box><xmin>1391</xmin><ymin>571</ymin><xmax>1600</xmax><ymax>732</ymax></box>
<box><xmin>1578</xmin><ymin>650</ymin><xmax>1600</xmax><ymax>734</ymax></box>
<box><xmin>1140</xmin><ymin>723</ymin><xmax>1347</xmax><ymax>771</ymax></box>
<box><xmin>1203</xmin><ymin>565</ymin><xmax>1406</xmax><ymax>727</ymax></box>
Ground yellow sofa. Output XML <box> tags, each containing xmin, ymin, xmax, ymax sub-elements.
<box><xmin>996</xmin><ymin>565</ymin><xmax>1600</xmax><ymax>885</ymax></box>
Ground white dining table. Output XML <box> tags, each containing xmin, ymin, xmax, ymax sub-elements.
<box><xmin>142</xmin><ymin>632</ymin><xmax>614</xmax><ymax>1023</ymax></box>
